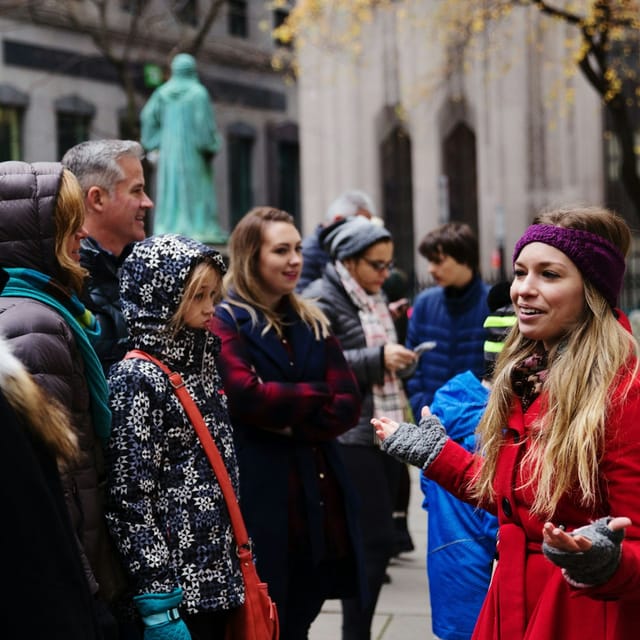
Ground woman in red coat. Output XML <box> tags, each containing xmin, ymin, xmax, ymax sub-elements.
<box><xmin>373</xmin><ymin>205</ymin><xmax>640</xmax><ymax>639</ymax></box>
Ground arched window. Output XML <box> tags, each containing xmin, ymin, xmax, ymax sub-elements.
<box><xmin>227</xmin><ymin>122</ymin><xmax>256</xmax><ymax>227</ymax></box>
<box><xmin>380</xmin><ymin>117</ymin><xmax>415</xmax><ymax>288</ymax></box>
<box><xmin>266</xmin><ymin>121</ymin><xmax>300</xmax><ymax>225</ymax></box>
<box><xmin>442</xmin><ymin>122</ymin><xmax>478</xmax><ymax>234</ymax></box>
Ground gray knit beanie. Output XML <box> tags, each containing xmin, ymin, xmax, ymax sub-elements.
<box><xmin>323</xmin><ymin>216</ymin><xmax>392</xmax><ymax>261</ymax></box>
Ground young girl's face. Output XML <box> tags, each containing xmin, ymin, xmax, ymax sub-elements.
<box><xmin>182</xmin><ymin>266</ymin><xmax>221</xmax><ymax>330</ymax></box>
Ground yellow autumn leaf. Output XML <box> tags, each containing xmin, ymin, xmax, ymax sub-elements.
<box><xmin>471</xmin><ymin>16</ymin><xmax>485</xmax><ymax>32</ymax></box>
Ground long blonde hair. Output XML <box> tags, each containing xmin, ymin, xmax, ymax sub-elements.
<box><xmin>473</xmin><ymin>206</ymin><xmax>639</xmax><ymax>517</ymax></box>
<box><xmin>223</xmin><ymin>207</ymin><xmax>330</xmax><ymax>339</ymax></box>
<box><xmin>169</xmin><ymin>259</ymin><xmax>223</xmax><ymax>336</ymax></box>
<box><xmin>54</xmin><ymin>168</ymin><xmax>88</xmax><ymax>293</ymax></box>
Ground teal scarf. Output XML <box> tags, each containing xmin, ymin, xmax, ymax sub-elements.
<box><xmin>2</xmin><ymin>268</ymin><xmax>112</xmax><ymax>440</ymax></box>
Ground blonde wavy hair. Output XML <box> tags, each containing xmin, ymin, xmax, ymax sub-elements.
<box><xmin>54</xmin><ymin>168</ymin><xmax>88</xmax><ymax>293</ymax></box>
<box><xmin>473</xmin><ymin>206</ymin><xmax>639</xmax><ymax>518</ymax></box>
<box><xmin>223</xmin><ymin>207</ymin><xmax>330</xmax><ymax>339</ymax></box>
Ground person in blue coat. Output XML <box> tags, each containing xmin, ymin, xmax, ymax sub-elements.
<box><xmin>425</xmin><ymin>282</ymin><xmax>515</xmax><ymax>640</ymax></box>
<box><xmin>405</xmin><ymin>222</ymin><xmax>490</xmax><ymax>416</ymax></box>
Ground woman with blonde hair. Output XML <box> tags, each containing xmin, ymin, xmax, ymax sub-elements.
<box><xmin>373</xmin><ymin>206</ymin><xmax>640</xmax><ymax>639</ymax></box>
<box><xmin>0</xmin><ymin>161</ymin><xmax>118</xmax><ymax>636</ymax></box>
<box><xmin>211</xmin><ymin>206</ymin><xmax>364</xmax><ymax>639</ymax></box>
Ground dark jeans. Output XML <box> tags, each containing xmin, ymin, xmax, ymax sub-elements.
<box><xmin>339</xmin><ymin>445</ymin><xmax>394</xmax><ymax>640</ymax></box>
<box><xmin>279</xmin><ymin>553</ymin><xmax>356</xmax><ymax>640</ymax></box>
<box><xmin>183</xmin><ymin>609</ymin><xmax>230</xmax><ymax>640</ymax></box>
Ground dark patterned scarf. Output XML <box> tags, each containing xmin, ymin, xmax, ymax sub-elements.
<box><xmin>512</xmin><ymin>345</ymin><xmax>548</xmax><ymax>412</ymax></box>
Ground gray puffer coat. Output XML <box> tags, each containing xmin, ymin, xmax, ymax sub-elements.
<box><xmin>0</xmin><ymin>161</ymin><xmax>122</xmax><ymax>600</ymax></box>
<box><xmin>303</xmin><ymin>262</ymin><xmax>386</xmax><ymax>446</ymax></box>
<box><xmin>105</xmin><ymin>234</ymin><xmax>244</xmax><ymax>613</ymax></box>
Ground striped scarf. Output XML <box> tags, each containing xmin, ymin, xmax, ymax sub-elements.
<box><xmin>336</xmin><ymin>261</ymin><xmax>406</xmax><ymax>423</ymax></box>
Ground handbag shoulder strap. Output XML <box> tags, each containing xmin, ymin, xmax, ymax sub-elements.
<box><xmin>124</xmin><ymin>349</ymin><xmax>250</xmax><ymax>549</ymax></box>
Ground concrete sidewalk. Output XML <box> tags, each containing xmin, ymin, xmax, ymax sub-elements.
<box><xmin>310</xmin><ymin>467</ymin><xmax>437</xmax><ymax>639</ymax></box>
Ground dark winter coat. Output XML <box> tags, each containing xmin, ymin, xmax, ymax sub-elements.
<box><xmin>297</xmin><ymin>224</ymin><xmax>329</xmax><ymax>292</ymax></box>
<box><xmin>303</xmin><ymin>262</ymin><xmax>386</xmax><ymax>446</ymax></box>
<box><xmin>105</xmin><ymin>234</ymin><xmax>243</xmax><ymax>614</ymax></box>
<box><xmin>211</xmin><ymin>298</ymin><xmax>364</xmax><ymax>608</ymax></box>
<box><xmin>80</xmin><ymin>236</ymin><xmax>132</xmax><ymax>374</ymax></box>
<box><xmin>0</xmin><ymin>266</ymin><xmax>100</xmax><ymax>640</ymax></box>
<box><xmin>405</xmin><ymin>275</ymin><xmax>490</xmax><ymax>418</ymax></box>
<box><xmin>0</xmin><ymin>160</ymin><xmax>123</xmax><ymax>601</ymax></box>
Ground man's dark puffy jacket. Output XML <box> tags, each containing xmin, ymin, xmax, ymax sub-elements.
<box><xmin>297</xmin><ymin>224</ymin><xmax>329</xmax><ymax>293</ymax></box>
<box><xmin>80</xmin><ymin>237</ymin><xmax>131</xmax><ymax>374</ymax></box>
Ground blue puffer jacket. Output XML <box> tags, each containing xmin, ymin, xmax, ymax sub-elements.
<box><xmin>405</xmin><ymin>275</ymin><xmax>490</xmax><ymax>419</ymax></box>
<box><xmin>104</xmin><ymin>234</ymin><xmax>244</xmax><ymax>614</ymax></box>
<box><xmin>423</xmin><ymin>371</ymin><xmax>498</xmax><ymax>640</ymax></box>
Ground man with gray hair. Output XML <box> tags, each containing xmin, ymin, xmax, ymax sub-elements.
<box><xmin>62</xmin><ymin>139</ymin><xmax>153</xmax><ymax>373</ymax></box>
<box><xmin>297</xmin><ymin>188</ymin><xmax>374</xmax><ymax>292</ymax></box>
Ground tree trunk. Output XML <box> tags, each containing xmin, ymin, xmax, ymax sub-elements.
<box><xmin>606</xmin><ymin>95</ymin><xmax>640</xmax><ymax>223</ymax></box>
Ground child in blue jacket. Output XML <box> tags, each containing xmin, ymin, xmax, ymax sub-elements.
<box><xmin>425</xmin><ymin>282</ymin><xmax>515</xmax><ymax>640</ymax></box>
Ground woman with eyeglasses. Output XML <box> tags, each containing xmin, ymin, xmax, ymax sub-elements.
<box><xmin>302</xmin><ymin>216</ymin><xmax>416</xmax><ymax>640</ymax></box>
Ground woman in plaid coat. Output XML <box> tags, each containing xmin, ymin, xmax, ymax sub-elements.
<box><xmin>211</xmin><ymin>207</ymin><xmax>364</xmax><ymax>640</ymax></box>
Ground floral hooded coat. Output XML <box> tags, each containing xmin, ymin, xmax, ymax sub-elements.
<box><xmin>105</xmin><ymin>234</ymin><xmax>243</xmax><ymax>614</ymax></box>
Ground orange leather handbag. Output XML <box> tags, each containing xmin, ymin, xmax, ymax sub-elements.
<box><xmin>125</xmin><ymin>350</ymin><xmax>279</xmax><ymax>640</ymax></box>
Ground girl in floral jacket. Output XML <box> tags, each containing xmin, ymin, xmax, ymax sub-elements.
<box><xmin>105</xmin><ymin>234</ymin><xmax>243</xmax><ymax>639</ymax></box>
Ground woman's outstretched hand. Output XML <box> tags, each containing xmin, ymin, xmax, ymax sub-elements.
<box><xmin>372</xmin><ymin>406</ymin><xmax>431</xmax><ymax>442</ymax></box>
<box><xmin>372</xmin><ymin>406</ymin><xmax>447</xmax><ymax>470</ymax></box>
<box><xmin>542</xmin><ymin>516</ymin><xmax>631</xmax><ymax>587</ymax></box>
<box><xmin>542</xmin><ymin>517</ymin><xmax>631</xmax><ymax>552</ymax></box>
<box><xmin>371</xmin><ymin>416</ymin><xmax>399</xmax><ymax>441</ymax></box>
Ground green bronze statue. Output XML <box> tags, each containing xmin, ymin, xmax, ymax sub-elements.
<box><xmin>141</xmin><ymin>53</ymin><xmax>227</xmax><ymax>243</ymax></box>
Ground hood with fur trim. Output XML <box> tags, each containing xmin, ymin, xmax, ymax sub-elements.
<box><xmin>0</xmin><ymin>332</ymin><xmax>77</xmax><ymax>465</ymax></box>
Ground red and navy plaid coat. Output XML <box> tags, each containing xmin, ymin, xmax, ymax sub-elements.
<box><xmin>210</xmin><ymin>297</ymin><xmax>366</xmax><ymax>610</ymax></box>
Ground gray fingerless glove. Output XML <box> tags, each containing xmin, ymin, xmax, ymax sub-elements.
<box><xmin>379</xmin><ymin>414</ymin><xmax>448</xmax><ymax>470</ymax></box>
<box><xmin>542</xmin><ymin>516</ymin><xmax>625</xmax><ymax>587</ymax></box>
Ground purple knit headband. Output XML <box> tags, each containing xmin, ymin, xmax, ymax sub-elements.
<box><xmin>512</xmin><ymin>224</ymin><xmax>626</xmax><ymax>308</ymax></box>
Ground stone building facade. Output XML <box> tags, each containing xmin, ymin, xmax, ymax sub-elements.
<box><xmin>296</xmin><ymin>4</ymin><xmax>611</xmax><ymax>287</ymax></box>
<box><xmin>0</xmin><ymin>0</ymin><xmax>300</xmax><ymax>235</ymax></box>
